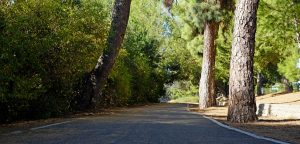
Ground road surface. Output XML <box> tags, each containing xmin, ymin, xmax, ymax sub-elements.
<box><xmin>0</xmin><ymin>104</ymin><xmax>279</xmax><ymax>144</ymax></box>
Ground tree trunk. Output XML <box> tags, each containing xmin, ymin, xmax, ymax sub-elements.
<box><xmin>198</xmin><ymin>0</ymin><xmax>230</xmax><ymax>109</ymax></box>
<box><xmin>282</xmin><ymin>77</ymin><xmax>293</xmax><ymax>93</ymax></box>
<box><xmin>256</xmin><ymin>72</ymin><xmax>263</xmax><ymax>96</ymax></box>
<box><xmin>78</xmin><ymin>0</ymin><xmax>131</xmax><ymax>110</ymax></box>
<box><xmin>227</xmin><ymin>0</ymin><xmax>259</xmax><ymax>123</ymax></box>
<box><xmin>293</xmin><ymin>17</ymin><xmax>300</xmax><ymax>49</ymax></box>
<box><xmin>199</xmin><ymin>21</ymin><xmax>219</xmax><ymax>109</ymax></box>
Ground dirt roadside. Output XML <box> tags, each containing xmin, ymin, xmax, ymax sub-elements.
<box><xmin>190</xmin><ymin>107</ymin><xmax>300</xmax><ymax>144</ymax></box>
<box><xmin>189</xmin><ymin>92</ymin><xmax>300</xmax><ymax>144</ymax></box>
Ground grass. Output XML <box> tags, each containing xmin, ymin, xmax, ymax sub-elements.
<box><xmin>170</xmin><ymin>96</ymin><xmax>198</xmax><ymax>103</ymax></box>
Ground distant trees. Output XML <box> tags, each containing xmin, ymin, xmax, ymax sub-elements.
<box><xmin>276</xmin><ymin>0</ymin><xmax>300</xmax><ymax>88</ymax></box>
<box><xmin>227</xmin><ymin>0</ymin><xmax>259</xmax><ymax>123</ymax></box>
<box><xmin>254</xmin><ymin>0</ymin><xmax>300</xmax><ymax>93</ymax></box>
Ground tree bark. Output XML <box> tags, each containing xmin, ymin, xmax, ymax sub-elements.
<box><xmin>282</xmin><ymin>77</ymin><xmax>293</xmax><ymax>93</ymax></box>
<box><xmin>293</xmin><ymin>16</ymin><xmax>300</xmax><ymax>49</ymax></box>
<box><xmin>256</xmin><ymin>72</ymin><xmax>263</xmax><ymax>96</ymax></box>
<box><xmin>78</xmin><ymin>0</ymin><xmax>131</xmax><ymax>110</ymax></box>
<box><xmin>198</xmin><ymin>0</ymin><xmax>231</xmax><ymax>109</ymax></box>
<box><xmin>227</xmin><ymin>0</ymin><xmax>259</xmax><ymax>123</ymax></box>
<box><xmin>295</xmin><ymin>23</ymin><xmax>300</xmax><ymax>50</ymax></box>
<box><xmin>199</xmin><ymin>21</ymin><xmax>218</xmax><ymax>109</ymax></box>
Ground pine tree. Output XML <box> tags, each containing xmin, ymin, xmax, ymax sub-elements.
<box><xmin>227</xmin><ymin>0</ymin><xmax>259</xmax><ymax>123</ymax></box>
<box><xmin>181</xmin><ymin>0</ymin><xmax>234</xmax><ymax>109</ymax></box>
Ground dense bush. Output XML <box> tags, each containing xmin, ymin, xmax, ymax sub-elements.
<box><xmin>101</xmin><ymin>30</ymin><xmax>164</xmax><ymax>106</ymax></box>
<box><xmin>0</xmin><ymin>0</ymin><xmax>167</xmax><ymax>123</ymax></box>
<box><xmin>99</xmin><ymin>0</ymin><xmax>166</xmax><ymax>106</ymax></box>
<box><xmin>0</xmin><ymin>0</ymin><xmax>109</xmax><ymax>122</ymax></box>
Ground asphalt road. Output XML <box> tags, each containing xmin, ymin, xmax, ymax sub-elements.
<box><xmin>0</xmin><ymin>104</ymin><xmax>279</xmax><ymax>144</ymax></box>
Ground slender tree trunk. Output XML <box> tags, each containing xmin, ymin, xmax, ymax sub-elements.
<box><xmin>199</xmin><ymin>21</ymin><xmax>219</xmax><ymax>109</ymax></box>
<box><xmin>293</xmin><ymin>17</ymin><xmax>300</xmax><ymax>49</ymax></box>
<box><xmin>78</xmin><ymin>0</ymin><xmax>131</xmax><ymax>110</ymax></box>
<box><xmin>256</xmin><ymin>72</ymin><xmax>263</xmax><ymax>96</ymax></box>
<box><xmin>282</xmin><ymin>77</ymin><xmax>293</xmax><ymax>93</ymax></box>
<box><xmin>293</xmin><ymin>15</ymin><xmax>300</xmax><ymax>90</ymax></box>
<box><xmin>227</xmin><ymin>0</ymin><xmax>259</xmax><ymax>123</ymax></box>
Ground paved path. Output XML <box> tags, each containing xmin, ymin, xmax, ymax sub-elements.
<box><xmin>0</xmin><ymin>104</ymin><xmax>278</xmax><ymax>144</ymax></box>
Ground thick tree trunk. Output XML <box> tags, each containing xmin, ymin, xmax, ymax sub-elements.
<box><xmin>227</xmin><ymin>0</ymin><xmax>259</xmax><ymax>123</ymax></box>
<box><xmin>78</xmin><ymin>0</ymin><xmax>131</xmax><ymax>110</ymax></box>
<box><xmin>199</xmin><ymin>21</ymin><xmax>219</xmax><ymax>109</ymax></box>
<box><xmin>256</xmin><ymin>72</ymin><xmax>263</xmax><ymax>96</ymax></box>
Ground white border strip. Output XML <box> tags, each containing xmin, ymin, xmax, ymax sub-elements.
<box><xmin>10</xmin><ymin>130</ymin><xmax>23</xmax><ymax>134</ymax></box>
<box><xmin>30</xmin><ymin>121</ymin><xmax>72</xmax><ymax>131</ymax></box>
<box><xmin>201</xmin><ymin>115</ymin><xmax>290</xmax><ymax>144</ymax></box>
<box><xmin>4</xmin><ymin>120</ymin><xmax>72</xmax><ymax>135</ymax></box>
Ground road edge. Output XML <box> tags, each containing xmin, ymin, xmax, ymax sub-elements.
<box><xmin>3</xmin><ymin>120</ymin><xmax>73</xmax><ymax>136</ymax></box>
<box><xmin>192</xmin><ymin>112</ymin><xmax>290</xmax><ymax>144</ymax></box>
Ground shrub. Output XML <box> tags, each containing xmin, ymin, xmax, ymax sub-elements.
<box><xmin>0</xmin><ymin>0</ymin><xmax>109</xmax><ymax>122</ymax></box>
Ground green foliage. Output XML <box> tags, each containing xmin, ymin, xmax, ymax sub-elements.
<box><xmin>1</xmin><ymin>0</ymin><xmax>299</xmax><ymax>123</ymax></box>
<box><xmin>185</xmin><ymin>1</ymin><xmax>223</xmax><ymax>31</ymax></box>
<box><xmin>171</xmin><ymin>96</ymin><xmax>199</xmax><ymax>103</ymax></box>
<box><xmin>124</xmin><ymin>0</ymin><xmax>165</xmax><ymax>103</ymax></box>
<box><xmin>158</xmin><ymin>11</ymin><xmax>203</xmax><ymax>100</ymax></box>
<box><xmin>0</xmin><ymin>0</ymin><xmax>168</xmax><ymax>122</ymax></box>
<box><xmin>165</xmin><ymin>80</ymin><xmax>198</xmax><ymax>101</ymax></box>
<box><xmin>215</xmin><ymin>27</ymin><xmax>232</xmax><ymax>84</ymax></box>
<box><xmin>102</xmin><ymin>49</ymin><xmax>132</xmax><ymax>106</ymax></box>
<box><xmin>163</xmin><ymin>0</ymin><xmax>234</xmax><ymax>98</ymax></box>
<box><xmin>159</xmin><ymin>36</ymin><xmax>202</xmax><ymax>84</ymax></box>
<box><xmin>278</xmin><ymin>51</ymin><xmax>300</xmax><ymax>82</ymax></box>
<box><xmin>0</xmin><ymin>0</ymin><xmax>109</xmax><ymax>122</ymax></box>
<box><xmin>255</xmin><ymin>0</ymin><xmax>300</xmax><ymax>83</ymax></box>
<box><xmin>177</xmin><ymin>0</ymin><xmax>223</xmax><ymax>60</ymax></box>
<box><xmin>100</xmin><ymin>0</ymin><xmax>165</xmax><ymax>106</ymax></box>
<box><xmin>186</xmin><ymin>35</ymin><xmax>204</xmax><ymax>59</ymax></box>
